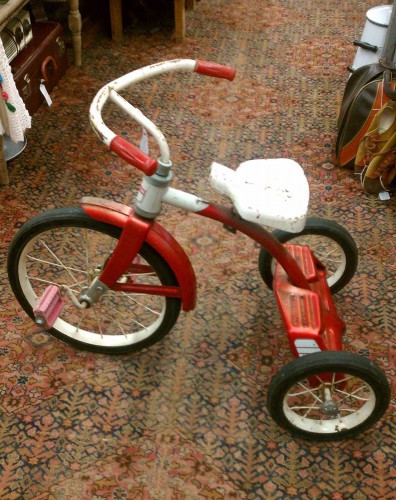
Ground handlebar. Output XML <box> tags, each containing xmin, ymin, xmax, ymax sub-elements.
<box><xmin>195</xmin><ymin>60</ymin><xmax>236</xmax><ymax>80</ymax></box>
<box><xmin>89</xmin><ymin>59</ymin><xmax>236</xmax><ymax>176</ymax></box>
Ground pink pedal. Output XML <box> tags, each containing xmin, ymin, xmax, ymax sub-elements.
<box><xmin>33</xmin><ymin>285</ymin><xmax>64</xmax><ymax>329</ymax></box>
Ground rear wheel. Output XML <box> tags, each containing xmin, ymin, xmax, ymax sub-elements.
<box><xmin>8</xmin><ymin>207</ymin><xmax>181</xmax><ymax>354</ymax></box>
<box><xmin>267</xmin><ymin>351</ymin><xmax>390</xmax><ymax>441</ymax></box>
<box><xmin>258</xmin><ymin>217</ymin><xmax>358</xmax><ymax>293</ymax></box>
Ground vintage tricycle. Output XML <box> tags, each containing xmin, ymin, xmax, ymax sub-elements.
<box><xmin>8</xmin><ymin>59</ymin><xmax>390</xmax><ymax>440</ymax></box>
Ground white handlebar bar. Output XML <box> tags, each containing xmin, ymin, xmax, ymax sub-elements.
<box><xmin>89</xmin><ymin>59</ymin><xmax>236</xmax><ymax>175</ymax></box>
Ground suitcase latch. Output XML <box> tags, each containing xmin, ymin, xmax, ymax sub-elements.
<box><xmin>22</xmin><ymin>74</ymin><xmax>31</xmax><ymax>101</ymax></box>
<box><xmin>56</xmin><ymin>36</ymin><xmax>65</xmax><ymax>58</ymax></box>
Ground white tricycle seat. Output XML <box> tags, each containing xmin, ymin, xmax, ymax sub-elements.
<box><xmin>210</xmin><ymin>159</ymin><xmax>309</xmax><ymax>233</ymax></box>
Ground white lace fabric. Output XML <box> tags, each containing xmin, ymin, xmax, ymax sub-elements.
<box><xmin>0</xmin><ymin>36</ymin><xmax>31</xmax><ymax>142</ymax></box>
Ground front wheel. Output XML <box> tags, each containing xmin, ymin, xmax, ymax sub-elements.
<box><xmin>267</xmin><ymin>351</ymin><xmax>390</xmax><ymax>441</ymax></box>
<box><xmin>8</xmin><ymin>207</ymin><xmax>181</xmax><ymax>354</ymax></box>
<box><xmin>258</xmin><ymin>217</ymin><xmax>358</xmax><ymax>294</ymax></box>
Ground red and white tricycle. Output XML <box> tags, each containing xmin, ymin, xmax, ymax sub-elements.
<box><xmin>8</xmin><ymin>59</ymin><xmax>390</xmax><ymax>440</ymax></box>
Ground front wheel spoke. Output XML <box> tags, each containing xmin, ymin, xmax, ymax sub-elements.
<box><xmin>75</xmin><ymin>307</ymin><xmax>89</xmax><ymax>332</ymax></box>
<box><xmin>115</xmin><ymin>319</ymin><xmax>128</xmax><ymax>338</ymax></box>
<box><xmin>28</xmin><ymin>275</ymin><xmax>87</xmax><ymax>288</ymax></box>
<box><xmin>93</xmin><ymin>308</ymin><xmax>105</xmax><ymax>337</ymax></box>
<box><xmin>28</xmin><ymin>276</ymin><xmax>63</xmax><ymax>288</ymax></box>
<box><xmin>100</xmin><ymin>301</ymin><xmax>131</xmax><ymax>327</ymax></box>
<box><xmin>129</xmin><ymin>316</ymin><xmax>149</xmax><ymax>330</ymax></box>
<box><xmin>64</xmin><ymin>279</ymin><xmax>89</xmax><ymax>291</ymax></box>
<box><xmin>37</xmin><ymin>240</ymin><xmax>83</xmax><ymax>285</ymax></box>
<box><xmin>100</xmin><ymin>300</ymin><xmax>149</xmax><ymax>332</ymax></box>
<box><xmin>27</xmin><ymin>254</ymin><xmax>88</xmax><ymax>277</ymax></box>
<box><xmin>102</xmin><ymin>300</ymin><xmax>130</xmax><ymax>321</ymax></box>
<box><xmin>119</xmin><ymin>291</ymin><xmax>161</xmax><ymax>316</ymax></box>
<box><xmin>73</xmin><ymin>301</ymin><xmax>123</xmax><ymax>337</ymax></box>
<box><xmin>112</xmin><ymin>306</ymin><xmax>149</xmax><ymax>331</ymax></box>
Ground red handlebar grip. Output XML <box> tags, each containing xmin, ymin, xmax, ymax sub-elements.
<box><xmin>195</xmin><ymin>60</ymin><xmax>236</xmax><ymax>81</ymax></box>
<box><xmin>110</xmin><ymin>136</ymin><xmax>158</xmax><ymax>176</ymax></box>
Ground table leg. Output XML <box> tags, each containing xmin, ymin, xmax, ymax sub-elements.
<box><xmin>68</xmin><ymin>0</ymin><xmax>82</xmax><ymax>66</ymax></box>
<box><xmin>174</xmin><ymin>0</ymin><xmax>185</xmax><ymax>42</ymax></box>
<box><xmin>109</xmin><ymin>0</ymin><xmax>123</xmax><ymax>43</ymax></box>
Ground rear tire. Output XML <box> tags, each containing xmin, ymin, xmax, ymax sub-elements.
<box><xmin>267</xmin><ymin>351</ymin><xmax>390</xmax><ymax>441</ymax></box>
<box><xmin>8</xmin><ymin>207</ymin><xmax>181</xmax><ymax>354</ymax></box>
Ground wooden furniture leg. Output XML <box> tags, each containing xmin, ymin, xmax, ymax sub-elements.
<box><xmin>68</xmin><ymin>0</ymin><xmax>82</xmax><ymax>66</ymax></box>
<box><xmin>186</xmin><ymin>0</ymin><xmax>195</xmax><ymax>10</ymax></box>
<box><xmin>0</xmin><ymin>136</ymin><xmax>9</xmax><ymax>186</ymax></box>
<box><xmin>174</xmin><ymin>0</ymin><xmax>185</xmax><ymax>42</ymax></box>
<box><xmin>109</xmin><ymin>0</ymin><xmax>123</xmax><ymax>43</ymax></box>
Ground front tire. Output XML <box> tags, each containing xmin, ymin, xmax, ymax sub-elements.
<box><xmin>267</xmin><ymin>351</ymin><xmax>390</xmax><ymax>441</ymax></box>
<box><xmin>258</xmin><ymin>217</ymin><xmax>358</xmax><ymax>293</ymax></box>
<box><xmin>8</xmin><ymin>207</ymin><xmax>181</xmax><ymax>354</ymax></box>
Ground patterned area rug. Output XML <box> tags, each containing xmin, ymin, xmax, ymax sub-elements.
<box><xmin>0</xmin><ymin>0</ymin><xmax>395</xmax><ymax>498</ymax></box>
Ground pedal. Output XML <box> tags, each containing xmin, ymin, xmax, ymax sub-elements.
<box><xmin>33</xmin><ymin>285</ymin><xmax>64</xmax><ymax>329</ymax></box>
<box><xmin>273</xmin><ymin>245</ymin><xmax>345</xmax><ymax>357</ymax></box>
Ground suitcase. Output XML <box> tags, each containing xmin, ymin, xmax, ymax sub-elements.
<box><xmin>11</xmin><ymin>21</ymin><xmax>68</xmax><ymax>115</ymax></box>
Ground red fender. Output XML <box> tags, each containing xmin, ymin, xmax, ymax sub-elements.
<box><xmin>79</xmin><ymin>197</ymin><xmax>196</xmax><ymax>311</ymax></box>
